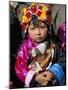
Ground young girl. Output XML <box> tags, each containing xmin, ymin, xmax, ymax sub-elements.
<box><xmin>15</xmin><ymin>3</ymin><xmax>65</xmax><ymax>87</ymax></box>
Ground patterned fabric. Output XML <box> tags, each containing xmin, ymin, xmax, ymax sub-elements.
<box><xmin>15</xmin><ymin>37</ymin><xmax>38</xmax><ymax>82</ymax></box>
<box><xmin>49</xmin><ymin>63</ymin><xmax>65</xmax><ymax>85</ymax></box>
<box><xmin>15</xmin><ymin>36</ymin><xmax>65</xmax><ymax>86</ymax></box>
<box><xmin>17</xmin><ymin>3</ymin><xmax>52</xmax><ymax>30</ymax></box>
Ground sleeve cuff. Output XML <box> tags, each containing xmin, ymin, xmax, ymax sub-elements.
<box><xmin>25</xmin><ymin>70</ymin><xmax>35</xmax><ymax>87</ymax></box>
<box><xmin>48</xmin><ymin>63</ymin><xmax>65</xmax><ymax>85</ymax></box>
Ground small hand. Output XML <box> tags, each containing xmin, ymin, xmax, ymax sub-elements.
<box><xmin>35</xmin><ymin>70</ymin><xmax>54</xmax><ymax>86</ymax></box>
<box><xmin>41</xmin><ymin>70</ymin><xmax>54</xmax><ymax>80</ymax></box>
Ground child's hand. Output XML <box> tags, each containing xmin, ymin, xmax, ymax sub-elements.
<box><xmin>41</xmin><ymin>70</ymin><xmax>53</xmax><ymax>79</ymax></box>
<box><xmin>35</xmin><ymin>70</ymin><xmax>54</xmax><ymax>86</ymax></box>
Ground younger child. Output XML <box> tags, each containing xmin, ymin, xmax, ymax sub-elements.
<box><xmin>15</xmin><ymin>3</ymin><xmax>66</xmax><ymax>87</ymax></box>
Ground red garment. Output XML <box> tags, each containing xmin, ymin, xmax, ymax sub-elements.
<box><xmin>15</xmin><ymin>37</ymin><xmax>38</xmax><ymax>82</ymax></box>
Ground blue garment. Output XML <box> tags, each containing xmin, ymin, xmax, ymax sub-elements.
<box><xmin>48</xmin><ymin>63</ymin><xmax>65</xmax><ymax>85</ymax></box>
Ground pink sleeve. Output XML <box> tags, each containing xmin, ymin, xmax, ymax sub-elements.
<box><xmin>15</xmin><ymin>44</ymin><xmax>30</xmax><ymax>83</ymax></box>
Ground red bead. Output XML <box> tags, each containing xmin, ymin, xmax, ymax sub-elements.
<box><xmin>36</xmin><ymin>10</ymin><xmax>42</xmax><ymax>16</ymax></box>
<box><xmin>31</xmin><ymin>5</ymin><xmax>37</xmax><ymax>13</ymax></box>
<box><xmin>21</xmin><ymin>22</ymin><xmax>28</xmax><ymax>29</ymax></box>
<box><xmin>25</xmin><ymin>11</ymin><xmax>31</xmax><ymax>18</ymax></box>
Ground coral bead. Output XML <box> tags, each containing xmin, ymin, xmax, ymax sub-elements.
<box><xmin>25</xmin><ymin>11</ymin><xmax>31</xmax><ymax>18</ymax></box>
<box><xmin>21</xmin><ymin>22</ymin><xmax>28</xmax><ymax>29</ymax></box>
<box><xmin>22</xmin><ymin>16</ymin><xmax>29</xmax><ymax>23</ymax></box>
<box><xmin>36</xmin><ymin>10</ymin><xmax>42</xmax><ymax>16</ymax></box>
<box><xmin>31</xmin><ymin>5</ymin><xmax>37</xmax><ymax>13</ymax></box>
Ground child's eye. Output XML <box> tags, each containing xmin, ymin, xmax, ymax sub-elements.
<box><xmin>31</xmin><ymin>28</ymin><xmax>35</xmax><ymax>30</ymax></box>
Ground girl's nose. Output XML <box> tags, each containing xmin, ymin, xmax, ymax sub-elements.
<box><xmin>35</xmin><ymin>28</ymin><xmax>41</xmax><ymax>35</ymax></box>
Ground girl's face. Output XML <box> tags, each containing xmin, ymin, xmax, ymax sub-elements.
<box><xmin>28</xmin><ymin>21</ymin><xmax>48</xmax><ymax>43</ymax></box>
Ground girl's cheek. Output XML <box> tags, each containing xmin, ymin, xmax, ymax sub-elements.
<box><xmin>29</xmin><ymin>30</ymin><xmax>36</xmax><ymax>36</ymax></box>
<box><xmin>41</xmin><ymin>30</ymin><xmax>47</xmax><ymax>35</ymax></box>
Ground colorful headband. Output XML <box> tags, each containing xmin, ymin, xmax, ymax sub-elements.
<box><xmin>18</xmin><ymin>3</ymin><xmax>52</xmax><ymax>30</ymax></box>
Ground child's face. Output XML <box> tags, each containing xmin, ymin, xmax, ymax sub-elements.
<box><xmin>28</xmin><ymin>21</ymin><xmax>48</xmax><ymax>43</ymax></box>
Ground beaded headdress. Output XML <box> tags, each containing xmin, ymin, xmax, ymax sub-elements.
<box><xmin>17</xmin><ymin>3</ymin><xmax>52</xmax><ymax>30</ymax></box>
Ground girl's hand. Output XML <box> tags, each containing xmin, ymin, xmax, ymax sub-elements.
<box><xmin>35</xmin><ymin>70</ymin><xmax>54</xmax><ymax>86</ymax></box>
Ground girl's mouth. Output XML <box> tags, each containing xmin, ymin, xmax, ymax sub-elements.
<box><xmin>36</xmin><ymin>37</ymin><xmax>42</xmax><ymax>41</ymax></box>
